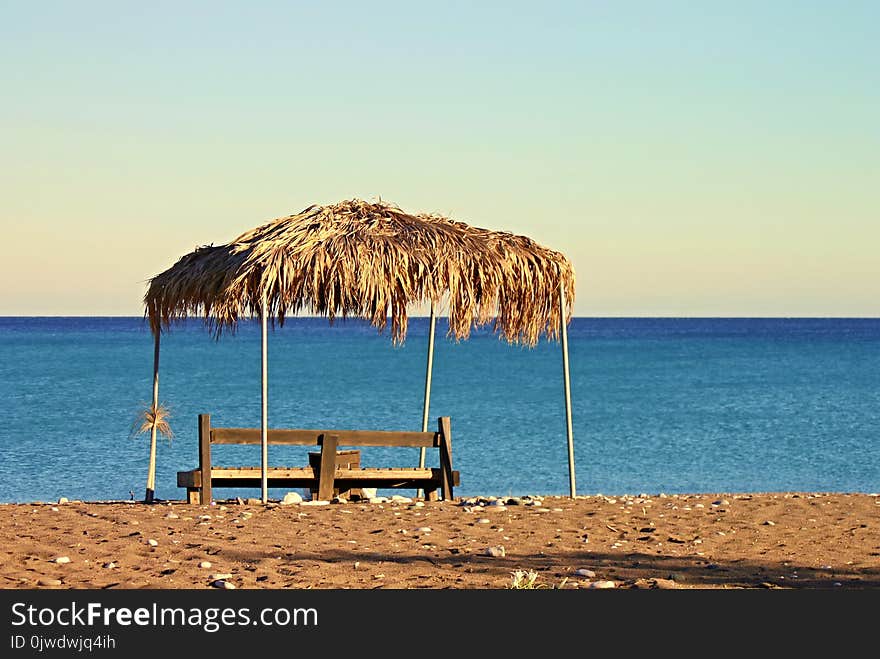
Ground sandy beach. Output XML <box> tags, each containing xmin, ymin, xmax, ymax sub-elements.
<box><xmin>1</xmin><ymin>492</ymin><xmax>878</xmax><ymax>590</ymax></box>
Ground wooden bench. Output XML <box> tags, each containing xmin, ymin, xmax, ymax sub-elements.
<box><xmin>177</xmin><ymin>414</ymin><xmax>459</xmax><ymax>504</ymax></box>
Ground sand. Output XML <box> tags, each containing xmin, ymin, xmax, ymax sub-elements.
<box><xmin>1</xmin><ymin>492</ymin><xmax>878</xmax><ymax>590</ymax></box>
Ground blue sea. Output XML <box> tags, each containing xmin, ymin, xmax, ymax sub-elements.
<box><xmin>1</xmin><ymin>317</ymin><xmax>878</xmax><ymax>503</ymax></box>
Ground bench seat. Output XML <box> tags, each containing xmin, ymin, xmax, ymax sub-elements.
<box><xmin>178</xmin><ymin>466</ymin><xmax>460</xmax><ymax>490</ymax></box>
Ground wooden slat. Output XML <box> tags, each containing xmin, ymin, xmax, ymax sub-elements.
<box><xmin>210</xmin><ymin>427</ymin><xmax>438</xmax><ymax>447</ymax></box>
<box><xmin>209</xmin><ymin>467</ymin><xmax>440</xmax><ymax>479</ymax></box>
<box><xmin>438</xmin><ymin>416</ymin><xmax>454</xmax><ymax>501</ymax></box>
<box><xmin>198</xmin><ymin>414</ymin><xmax>212</xmax><ymax>505</ymax></box>
<box><xmin>317</xmin><ymin>434</ymin><xmax>338</xmax><ymax>501</ymax></box>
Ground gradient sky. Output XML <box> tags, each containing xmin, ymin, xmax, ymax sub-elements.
<box><xmin>1</xmin><ymin>1</ymin><xmax>877</xmax><ymax>316</ymax></box>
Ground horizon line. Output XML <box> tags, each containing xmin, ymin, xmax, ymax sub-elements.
<box><xmin>2</xmin><ymin>315</ymin><xmax>880</xmax><ymax>320</ymax></box>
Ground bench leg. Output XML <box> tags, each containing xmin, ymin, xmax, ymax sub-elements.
<box><xmin>316</xmin><ymin>434</ymin><xmax>338</xmax><ymax>501</ymax></box>
<box><xmin>424</xmin><ymin>487</ymin><xmax>439</xmax><ymax>502</ymax></box>
<box><xmin>438</xmin><ymin>417</ymin><xmax>454</xmax><ymax>501</ymax></box>
<box><xmin>187</xmin><ymin>488</ymin><xmax>200</xmax><ymax>505</ymax></box>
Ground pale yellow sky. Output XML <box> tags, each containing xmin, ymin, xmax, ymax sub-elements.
<box><xmin>1</xmin><ymin>2</ymin><xmax>877</xmax><ymax>317</ymax></box>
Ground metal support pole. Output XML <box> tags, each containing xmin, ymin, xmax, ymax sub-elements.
<box><xmin>559</xmin><ymin>283</ymin><xmax>576</xmax><ymax>497</ymax></box>
<box><xmin>417</xmin><ymin>305</ymin><xmax>437</xmax><ymax>498</ymax></box>
<box><xmin>260</xmin><ymin>292</ymin><xmax>269</xmax><ymax>504</ymax></box>
<box><xmin>145</xmin><ymin>331</ymin><xmax>160</xmax><ymax>503</ymax></box>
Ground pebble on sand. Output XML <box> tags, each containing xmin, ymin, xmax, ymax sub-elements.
<box><xmin>414</xmin><ymin>527</ymin><xmax>432</xmax><ymax>533</ymax></box>
<box><xmin>281</xmin><ymin>492</ymin><xmax>303</xmax><ymax>505</ymax></box>
<box><xmin>58</xmin><ymin>497</ymin><xmax>69</xmax><ymax>504</ymax></box>
<box><xmin>589</xmin><ymin>580</ymin><xmax>616</xmax><ymax>589</ymax></box>
<box><xmin>102</xmin><ymin>562</ymin><xmax>116</xmax><ymax>569</ymax></box>
<box><xmin>38</xmin><ymin>578</ymin><xmax>63</xmax><ymax>587</ymax></box>
<box><xmin>574</xmin><ymin>569</ymin><xmax>596</xmax><ymax>578</ymax></box>
<box><xmin>53</xmin><ymin>556</ymin><xmax>71</xmax><ymax>564</ymax></box>
<box><xmin>199</xmin><ymin>561</ymin><xmax>212</xmax><ymax>569</ymax></box>
<box><xmin>763</xmin><ymin>520</ymin><xmax>776</xmax><ymax>526</ymax></box>
<box><xmin>211</xmin><ymin>580</ymin><xmax>235</xmax><ymax>590</ymax></box>
<box><xmin>148</xmin><ymin>539</ymin><xmax>159</xmax><ymax>547</ymax></box>
<box><xmin>211</xmin><ymin>573</ymin><xmax>233</xmax><ymax>580</ymax></box>
<box><xmin>484</xmin><ymin>545</ymin><xmax>506</xmax><ymax>557</ymax></box>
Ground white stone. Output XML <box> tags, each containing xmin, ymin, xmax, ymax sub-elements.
<box><xmin>147</xmin><ymin>539</ymin><xmax>159</xmax><ymax>547</ymax></box>
<box><xmin>300</xmin><ymin>500</ymin><xmax>330</xmax><ymax>506</ymax></box>
<box><xmin>281</xmin><ymin>492</ymin><xmax>303</xmax><ymax>505</ymax></box>
<box><xmin>414</xmin><ymin>527</ymin><xmax>432</xmax><ymax>533</ymax></box>
<box><xmin>58</xmin><ymin>497</ymin><xmax>69</xmax><ymax>504</ymax></box>
<box><xmin>199</xmin><ymin>561</ymin><xmax>212</xmax><ymax>569</ymax></box>
<box><xmin>412</xmin><ymin>501</ymin><xmax>425</xmax><ymax>508</ymax></box>
<box><xmin>575</xmin><ymin>569</ymin><xmax>596</xmax><ymax>578</ymax></box>
<box><xmin>212</xmin><ymin>580</ymin><xmax>235</xmax><ymax>589</ymax></box>
<box><xmin>589</xmin><ymin>580</ymin><xmax>616</xmax><ymax>589</ymax></box>
<box><xmin>102</xmin><ymin>562</ymin><xmax>116</xmax><ymax>569</ymax></box>
<box><xmin>763</xmin><ymin>520</ymin><xmax>776</xmax><ymax>526</ymax></box>
<box><xmin>166</xmin><ymin>513</ymin><xmax>179</xmax><ymax>519</ymax></box>
<box><xmin>369</xmin><ymin>497</ymin><xmax>390</xmax><ymax>504</ymax></box>
<box><xmin>484</xmin><ymin>545</ymin><xmax>506</xmax><ymax>557</ymax></box>
<box><xmin>360</xmin><ymin>488</ymin><xmax>377</xmax><ymax>499</ymax></box>
<box><xmin>391</xmin><ymin>495</ymin><xmax>413</xmax><ymax>503</ymax></box>
<box><xmin>211</xmin><ymin>573</ymin><xmax>233</xmax><ymax>580</ymax></box>
<box><xmin>477</xmin><ymin>518</ymin><xmax>491</xmax><ymax>524</ymax></box>
<box><xmin>53</xmin><ymin>556</ymin><xmax>71</xmax><ymax>564</ymax></box>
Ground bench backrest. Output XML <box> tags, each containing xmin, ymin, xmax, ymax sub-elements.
<box><xmin>207</xmin><ymin>424</ymin><xmax>441</xmax><ymax>448</ymax></box>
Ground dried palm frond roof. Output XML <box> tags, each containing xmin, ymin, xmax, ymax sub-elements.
<box><xmin>144</xmin><ymin>199</ymin><xmax>575</xmax><ymax>346</ymax></box>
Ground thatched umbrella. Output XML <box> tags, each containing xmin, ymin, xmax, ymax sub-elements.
<box><xmin>144</xmin><ymin>199</ymin><xmax>576</xmax><ymax>502</ymax></box>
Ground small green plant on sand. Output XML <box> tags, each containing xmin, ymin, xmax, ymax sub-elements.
<box><xmin>509</xmin><ymin>570</ymin><xmax>541</xmax><ymax>589</ymax></box>
<box><xmin>509</xmin><ymin>570</ymin><xmax>570</xmax><ymax>590</ymax></box>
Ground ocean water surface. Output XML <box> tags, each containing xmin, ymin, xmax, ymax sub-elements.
<box><xmin>1</xmin><ymin>317</ymin><xmax>878</xmax><ymax>502</ymax></box>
